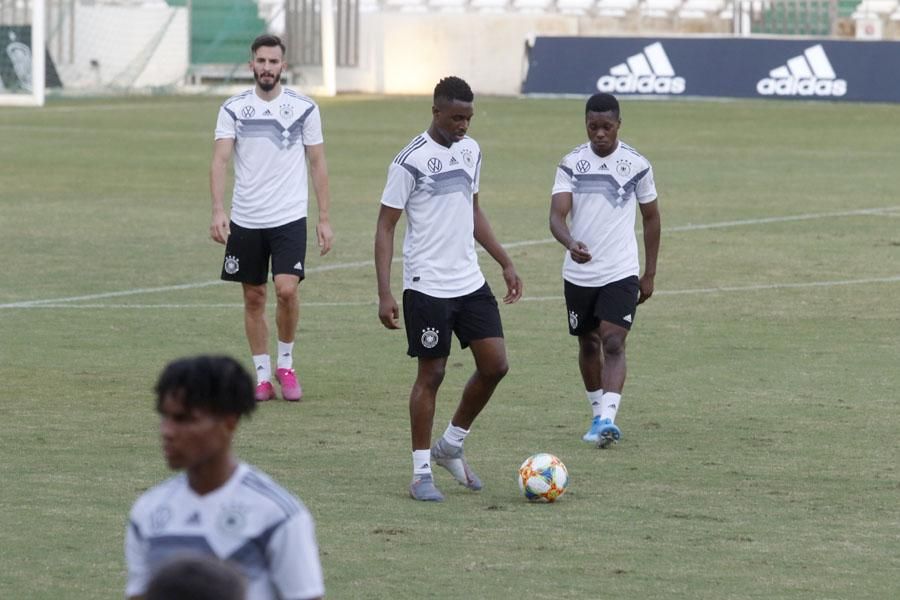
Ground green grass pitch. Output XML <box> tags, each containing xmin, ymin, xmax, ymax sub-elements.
<box><xmin>0</xmin><ymin>94</ymin><xmax>898</xmax><ymax>599</ymax></box>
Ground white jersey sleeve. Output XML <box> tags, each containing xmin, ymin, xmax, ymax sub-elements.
<box><xmin>380</xmin><ymin>163</ymin><xmax>416</xmax><ymax>210</ymax></box>
<box><xmin>636</xmin><ymin>164</ymin><xmax>657</xmax><ymax>203</ymax></box>
<box><xmin>267</xmin><ymin>510</ymin><xmax>325</xmax><ymax>600</ymax></box>
<box><xmin>302</xmin><ymin>105</ymin><xmax>324</xmax><ymax>147</ymax></box>
<box><xmin>124</xmin><ymin>509</ymin><xmax>150</xmax><ymax>597</ymax></box>
<box><xmin>473</xmin><ymin>151</ymin><xmax>482</xmax><ymax>195</ymax></box>
<box><xmin>552</xmin><ymin>158</ymin><xmax>575</xmax><ymax>194</ymax></box>
<box><xmin>214</xmin><ymin>103</ymin><xmax>238</xmax><ymax>140</ymax></box>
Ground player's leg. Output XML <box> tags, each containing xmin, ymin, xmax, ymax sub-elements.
<box><xmin>220</xmin><ymin>223</ymin><xmax>274</xmax><ymax>402</ymax></box>
<box><xmin>594</xmin><ymin>275</ymin><xmax>640</xmax><ymax>448</ymax></box>
<box><xmin>578</xmin><ymin>328</ymin><xmax>606</xmax><ymax>443</ymax></box>
<box><xmin>269</xmin><ymin>219</ymin><xmax>307</xmax><ymax>401</ymax></box>
<box><xmin>402</xmin><ymin>289</ymin><xmax>452</xmax><ymax>501</ymax></box>
<box><xmin>565</xmin><ymin>281</ymin><xmax>605</xmax><ymax>442</ymax></box>
<box><xmin>409</xmin><ymin>356</ymin><xmax>447</xmax><ymax>501</ymax></box>
<box><xmin>432</xmin><ymin>285</ymin><xmax>505</xmax><ymax>491</ymax></box>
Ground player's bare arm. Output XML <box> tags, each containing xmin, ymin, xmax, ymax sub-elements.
<box><xmin>375</xmin><ymin>204</ymin><xmax>402</xmax><ymax>329</ymax></box>
<box><xmin>473</xmin><ymin>194</ymin><xmax>522</xmax><ymax>304</ymax></box>
<box><xmin>550</xmin><ymin>191</ymin><xmax>592</xmax><ymax>263</ymax></box>
<box><xmin>306</xmin><ymin>143</ymin><xmax>333</xmax><ymax>256</ymax></box>
<box><xmin>638</xmin><ymin>199</ymin><xmax>661</xmax><ymax>304</ymax></box>
<box><xmin>209</xmin><ymin>138</ymin><xmax>235</xmax><ymax>244</ymax></box>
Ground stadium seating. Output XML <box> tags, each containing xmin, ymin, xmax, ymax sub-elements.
<box><xmin>679</xmin><ymin>0</ymin><xmax>726</xmax><ymax>19</ymax></box>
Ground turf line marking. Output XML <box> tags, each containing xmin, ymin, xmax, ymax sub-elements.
<box><xmin>2</xmin><ymin>207</ymin><xmax>896</xmax><ymax>309</ymax></box>
<box><xmin>8</xmin><ymin>276</ymin><xmax>899</xmax><ymax>309</ymax></box>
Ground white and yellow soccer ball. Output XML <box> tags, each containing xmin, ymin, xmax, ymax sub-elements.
<box><xmin>517</xmin><ymin>453</ymin><xmax>568</xmax><ymax>502</ymax></box>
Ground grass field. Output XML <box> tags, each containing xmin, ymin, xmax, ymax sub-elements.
<box><xmin>1</xmin><ymin>94</ymin><xmax>898</xmax><ymax>599</ymax></box>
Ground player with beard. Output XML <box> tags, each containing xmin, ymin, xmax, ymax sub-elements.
<box><xmin>210</xmin><ymin>35</ymin><xmax>334</xmax><ymax>403</ymax></box>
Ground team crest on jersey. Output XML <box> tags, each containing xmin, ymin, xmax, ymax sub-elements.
<box><xmin>150</xmin><ymin>506</ymin><xmax>172</xmax><ymax>533</ymax></box>
<box><xmin>279</xmin><ymin>104</ymin><xmax>293</xmax><ymax>120</ymax></box>
<box><xmin>421</xmin><ymin>327</ymin><xmax>439</xmax><ymax>349</ymax></box>
<box><xmin>241</xmin><ymin>105</ymin><xmax>255</xmax><ymax>119</ymax></box>
<box><xmin>616</xmin><ymin>159</ymin><xmax>632</xmax><ymax>177</ymax></box>
<box><xmin>224</xmin><ymin>255</ymin><xmax>240</xmax><ymax>275</ymax></box>
<box><xmin>427</xmin><ymin>158</ymin><xmax>443</xmax><ymax>173</ymax></box>
<box><xmin>460</xmin><ymin>148</ymin><xmax>474</xmax><ymax>167</ymax></box>
<box><xmin>216</xmin><ymin>504</ymin><xmax>247</xmax><ymax>535</ymax></box>
<box><xmin>568</xmin><ymin>311</ymin><xmax>579</xmax><ymax>330</ymax></box>
<box><xmin>576</xmin><ymin>159</ymin><xmax>591</xmax><ymax>174</ymax></box>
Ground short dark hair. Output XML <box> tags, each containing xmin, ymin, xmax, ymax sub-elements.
<box><xmin>146</xmin><ymin>554</ymin><xmax>246</xmax><ymax>600</ymax></box>
<box><xmin>155</xmin><ymin>355</ymin><xmax>256</xmax><ymax>417</ymax></box>
<box><xmin>251</xmin><ymin>34</ymin><xmax>285</xmax><ymax>57</ymax></box>
<box><xmin>434</xmin><ymin>76</ymin><xmax>474</xmax><ymax>104</ymax></box>
<box><xmin>585</xmin><ymin>93</ymin><xmax>620</xmax><ymax>118</ymax></box>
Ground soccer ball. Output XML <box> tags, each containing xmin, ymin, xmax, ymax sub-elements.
<box><xmin>517</xmin><ymin>453</ymin><xmax>568</xmax><ymax>502</ymax></box>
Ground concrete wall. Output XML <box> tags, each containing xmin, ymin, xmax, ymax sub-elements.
<box><xmin>295</xmin><ymin>13</ymin><xmax>583</xmax><ymax>96</ymax></box>
<box><xmin>55</xmin><ymin>4</ymin><xmax>188</xmax><ymax>90</ymax></box>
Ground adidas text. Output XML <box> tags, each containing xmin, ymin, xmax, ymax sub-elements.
<box><xmin>756</xmin><ymin>77</ymin><xmax>846</xmax><ymax>97</ymax></box>
<box><xmin>597</xmin><ymin>74</ymin><xmax>685</xmax><ymax>95</ymax></box>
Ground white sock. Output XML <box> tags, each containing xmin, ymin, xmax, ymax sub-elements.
<box><xmin>252</xmin><ymin>354</ymin><xmax>271</xmax><ymax>383</ymax></box>
<box><xmin>587</xmin><ymin>388</ymin><xmax>604</xmax><ymax>418</ymax></box>
<box><xmin>412</xmin><ymin>449</ymin><xmax>432</xmax><ymax>476</ymax></box>
<box><xmin>277</xmin><ymin>340</ymin><xmax>294</xmax><ymax>370</ymax></box>
<box><xmin>600</xmin><ymin>392</ymin><xmax>622</xmax><ymax>423</ymax></box>
<box><xmin>442</xmin><ymin>423</ymin><xmax>469</xmax><ymax>448</ymax></box>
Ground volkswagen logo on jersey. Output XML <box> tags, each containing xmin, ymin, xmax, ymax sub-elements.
<box><xmin>576</xmin><ymin>160</ymin><xmax>591</xmax><ymax>174</ymax></box>
<box><xmin>224</xmin><ymin>255</ymin><xmax>240</xmax><ymax>275</ymax></box>
<box><xmin>421</xmin><ymin>327</ymin><xmax>439</xmax><ymax>349</ymax></box>
<box><xmin>427</xmin><ymin>158</ymin><xmax>443</xmax><ymax>173</ymax></box>
<box><xmin>616</xmin><ymin>160</ymin><xmax>632</xmax><ymax>177</ymax></box>
<box><xmin>241</xmin><ymin>105</ymin><xmax>255</xmax><ymax>119</ymax></box>
<box><xmin>279</xmin><ymin>104</ymin><xmax>294</xmax><ymax>120</ymax></box>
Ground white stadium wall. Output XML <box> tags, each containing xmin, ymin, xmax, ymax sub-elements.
<box><xmin>55</xmin><ymin>3</ymin><xmax>188</xmax><ymax>90</ymax></box>
<box><xmin>299</xmin><ymin>13</ymin><xmax>591</xmax><ymax>96</ymax></box>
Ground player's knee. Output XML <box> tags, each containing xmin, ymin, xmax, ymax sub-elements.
<box><xmin>417</xmin><ymin>366</ymin><xmax>446</xmax><ymax>391</ymax></box>
<box><xmin>274</xmin><ymin>282</ymin><xmax>298</xmax><ymax>304</ymax></box>
<box><xmin>243</xmin><ymin>286</ymin><xmax>267</xmax><ymax>311</ymax></box>
<box><xmin>480</xmin><ymin>357</ymin><xmax>509</xmax><ymax>382</ymax></box>
<box><xmin>601</xmin><ymin>335</ymin><xmax>626</xmax><ymax>357</ymax></box>
<box><xmin>579</xmin><ymin>333</ymin><xmax>602</xmax><ymax>357</ymax></box>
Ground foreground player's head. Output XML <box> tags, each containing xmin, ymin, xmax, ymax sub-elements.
<box><xmin>146</xmin><ymin>554</ymin><xmax>246</xmax><ymax>600</ymax></box>
<box><xmin>155</xmin><ymin>355</ymin><xmax>256</xmax><ymax>470</ymax></box>
<box><xmin>250</xmin><ymin>34</ymin><xmax>286</xmax><ymax>93</ymax></box>
<box><xmin>430</xmin><ymin>76</ymin><xmax>474</xmax><ymax>146</ymax></box>
<box><xmin>584</xmin><ymin>93</ymin><xmax>621</xmax><ymax>157</ymax></box>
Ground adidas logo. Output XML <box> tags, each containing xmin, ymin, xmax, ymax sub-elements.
<box><xmin>599</xmin><ymin>163</ymin><xmax>608</xmax><ymax>170</ymax></box>
<box><xmin>449</xmin><ymin>156</ymin><xmax>458</xmax><ymax>165</ymax></box>
<box><xmin>186</xmin><ymin>512</ymin><xmax>201</xmax><ymax>525</ymax></box>
<box><xmin>623</xmin><ymin>314</ymin><xmax>633</xmax><ymax>323</ymax></box>
<box><xmin>263</xmin><ymin>109</ymin><xmax>272</xmax><ymax>116</ymax></box>
<box><xmin>597</xmin><ymin>42</ymin><xmax>685</xmax><ymax>95</ymax></box>
<box><xmin>756</xmin><ymin>45</ymin><xmax>846</xmax><ymax>98</ymax></box>
<box><xmin>293</xmin><ymin>261</ymin><xmax>303</xmax><ymax>270</ymax></box>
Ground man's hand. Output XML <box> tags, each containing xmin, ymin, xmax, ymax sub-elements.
<box><xmin>638</xmin><ymin>273</ymin><xmax>655</xmax><ymax>304</ymax></box>
<box><xmin>568</xmin><ymin>241</ymin><xmax>592</xmax><ymax>264</ymax></box>
<box><xmin>501</xmin><ymin>265</ymin><xmax>523</xmax><ymax>304</ymax></box>
<box><xmin>316</xmin><ymin>220</ymin><xmax>334</xmax><ymax>255</ymax></box>
<box><xmin>378</xmin><ymin>294</ymin><xmax>400</xmax><ymax>329</ymax></box>
<box><xmin>210</xmin><ymin>210</ymin><xmax>230</xmax><ymax>244</ymax></box>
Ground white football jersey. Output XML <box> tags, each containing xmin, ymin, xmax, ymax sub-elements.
<box><xmin>553</xmin><ymin>141</ymin><xmax>657</xmax><ymax>287</ymax></box>
<box><xmin>215</xmin><ymin>88</ymin><xmax>324</xmax><ymax>229</ymax></box>
<box><xmin>125</xmin><ymin>462</ymin><xmax>324</xmax><ymax>600</ymax></box>
<box><xmin>380</xmin><ymin>131</ymin><xmax>486</xmax><ymax>298</ymax></box>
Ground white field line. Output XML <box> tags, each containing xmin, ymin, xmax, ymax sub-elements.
<box><xmin>2</xmin><ymin>207</ymin><xmax>898</xmax><ymax>310</ymax></box>
<box><xmin>9</xmin><ymin>276</ymin><xmax>900</xmax><ymax>310</ymax></box>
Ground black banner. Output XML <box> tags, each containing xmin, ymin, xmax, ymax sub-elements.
<box><xmin>523</xmin><ymin>37</ymin><xmax>900</xmax><ymax>103</ymax></box>
<box><xmin>0</xmin><ymin>26</ymin><xmax>62</xmax><ymax>91</ymax></box>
